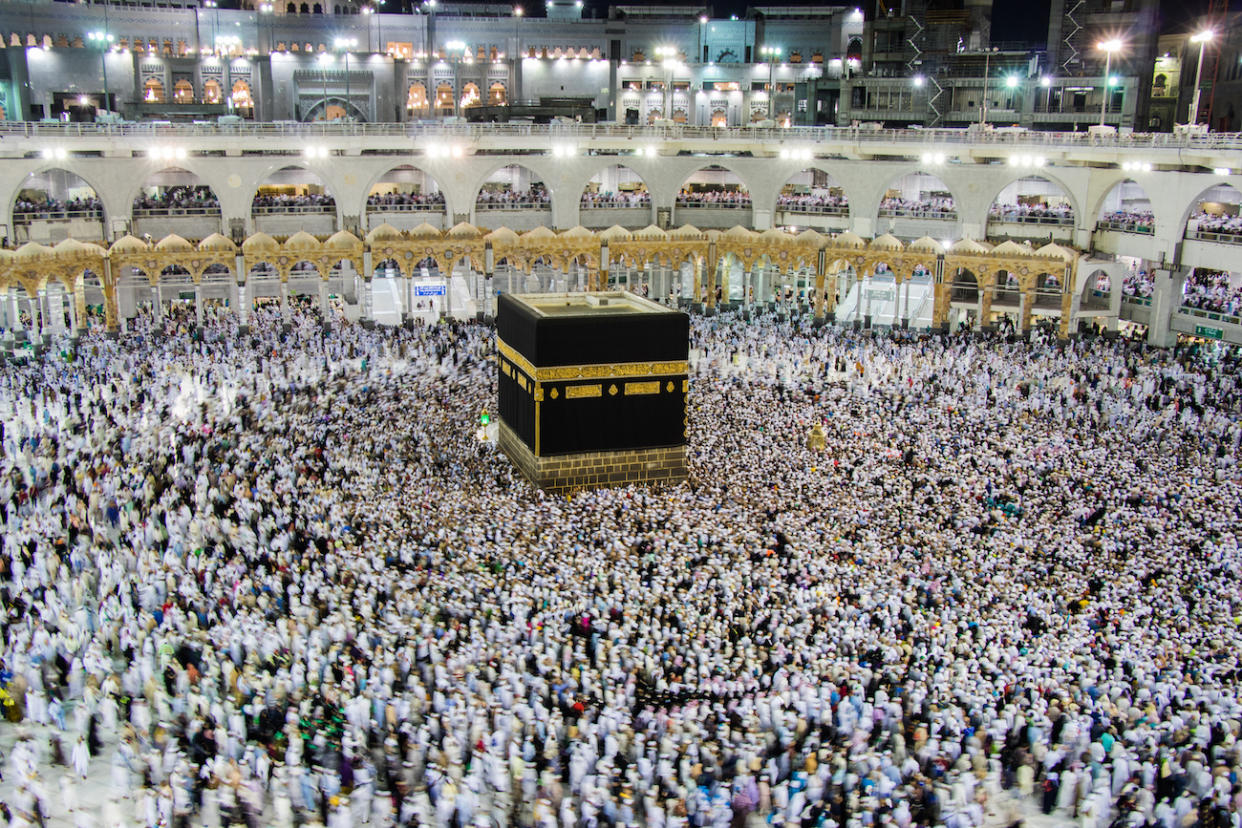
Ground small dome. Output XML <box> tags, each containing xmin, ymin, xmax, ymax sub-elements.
<box><xmin>14</xmin><ymin>242</ymin><xmax>53</xmax><ymax>260</ymax></box>
<box><xmin>365</xmin><ymin>223</ymin><xmax>402</xmax><ymax>245</ymax></box>
<box><xmin>446</xmin><ymin>222</ymin><xmax>482</xmax><ymax>238</ymax></box>
<box><xmin>795</xmin><ymin>229</ymin><xmax>827</xmax><ymax>248</ymax></box>
<box><xmin>283</xmin><ymin>231</ymin><xmax>322</xmax><ymax>252</ymax></box>
<box><xmin>110</xmin><ymin>235</ymin><xmax>150</xmax><ymax>254</ymax></box>
<box><xmin>722</xmin><ymin>225</ymin><xmax>756</xmax><ymax>240</ymax></box>
<box><xmin>633</xmin><ymin>224</ymin><xmax>669</xmax><ymax>240</ymax></box>
<box><xmin>870</xmin><ymin>233</ymin><xmax>904</xmax><ymax>251</ymax></box>
<box><xmin>832</xmin><ymin>231</ymin><xmax>867</xmax><ymax>249</ymax></box>
<box><xmin>950</xmin><ymin>238</ymin><xmax>991</xmax><ymax>254</ymax></box>
<box><xmin>907</xmin><ymin>236</ymin><xmax>945</xmax><ymax>254</ymax></box>
<box><xmin>559</xmin><ymin>225</ymin><xmax>595</xmax><ymax>239</ymax></box>
<box><xmin>155</xmin><ymin>234</ymin><xmax>194</xmax><ymax>252</ymax></box>
<box><xmin>198</xmin><ymin>233</ymin><xmax>237</xmax><ymax>253</ymax></box>
<box><xmin>408</xmin><ymin>222</ymin><xmax>442</xmax><ymax>240</ymax></box>
<box><xmin>1035</xmin><ymin>242</ymin><xmax>1076</xmax><ymax>262</ymax></box>
<box><xmin>485</xmin><ymin>227</ymin><xmax>520</xmax><ymax>244</ymax></box>
<box><xmin>241</xmin><ymin>232</ymin><xmax>280</xmax><ymax>253</ymax></box>
<box><xmin>521</xmin><ymin>226</ymin><xmax>557</xmax><ymax>240</ymax></box>
<box><xmin>667</xmin><ymin>224</ymin><xmax>704</xmax><ymax>239</ymax></box>
<box><xmin>597</xmin><ymin>225</ymin><xmax>632</xmax><ymax>243</ymax></box>
<box><xmin>53</xmin><ymin>238</ymin><xmax>90</xmax><ymax>254</ymax></box>
<box><xmin>991</xmin><ymin>240</ymin><xmax>1031</xmax><ymax>256</ymax></box>
<box><xmin>759</xmin><ymin>228</ymin><xmax>792</xmax><ymax>243</ymax></box>
<box><xmin>324</xmin><ymin>230</ymin><xmax>363</xmax><ymax>250</ymax></box>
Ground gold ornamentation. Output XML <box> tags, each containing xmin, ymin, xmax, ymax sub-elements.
<box><xmin>495</xmin><ymin>338</ymin><xmax>689</xmax><ymax>383</ymax></box>
<box><xmin>666</xmin><ymin>381</ymin><xmax>674</xmax><ymax>392</ymax></box>
<box><xmin>566</xmin><ymin>384</ymin><xmax>602</xmax><ymax>399</ymax></box>
<box><xmin>624</xmin><ymin>381</ymin><xmax>660</xmax><ymax>396</ymax></box>
<box><xmin>550</xmin><ymin>388</ymin><xmax>559</xmax><ymax>399</ymax></box>
<box><xmin>608</xmin><ymin>384</ymin><xmax>618</xmax><ymax>396</ymax></box>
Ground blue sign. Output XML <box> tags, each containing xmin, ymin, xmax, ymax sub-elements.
<box><xmin>415</xmin><ymin>284</ymin><xmax>446</xmax><ymax>297</ymax></box>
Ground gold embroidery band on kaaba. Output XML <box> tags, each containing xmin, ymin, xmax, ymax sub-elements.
<box><xmin>624</xmin><ymin>381</ymin><xmax>660</xmax><ymax>396</ymax></box>
<box><xmin>565</xmin><ymin>384</ymin><xmax>603</xmax><ymax>399</ymax></box>
<box><xmin>496</xmin><ymin>338</ymin><xmax>688</xmax><ymax>383</ymax></box>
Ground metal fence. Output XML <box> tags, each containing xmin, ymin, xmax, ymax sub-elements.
<box><xmin>8</xmin><ymin>121</ymin><xmax>1242</xmax><ymax>151</ymax></box>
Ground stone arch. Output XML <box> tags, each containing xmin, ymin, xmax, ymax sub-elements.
<box><xmin>676</xmin><ymin>164</ymin><xmax>752</xmax><ymax>203</ymax></box>
<box><xmin>304</xmin><ymin>97</ymin><xmax>367</xmax><ymax>123</ymax></box>
<box><xmin>875</xmin><ymin>170</ymin><xmax>959</xmax><ymax>221</ymax></box>
<box><xmin>461</xmin><ymin>82</ymin><xmax>482</xmax><ymax>109</ymax></box>
<box><xmin>774</xmin><ymin>167</ymin><xmax>850</xmax><ymax>218</ymax></box>
<box><xmin>1092</xmin><ymin>178</ymin><xmax>1154</xmax><ymax>234</ymax></box>
<box><xmin>984</xmin><ymin>173</ymin><xmax>1078</xmax><ymax>225</ymax></box>
<box><xmin>10</xmin><ymin>166</ymin><xmax>107</xmax><ymax>239</ymax></box>
<box><xmin>573</xmin><ymin>163</ymin><xmax>645</xmax><ymax>211</ymax></box>
<box><xmin>128</xmin><ymin>166</ymin><xmax>222</xmax><ymax>220</ymax></box>
<box><xmin>949</xmin><ymin>267</ymin><xmax>980</xmax><ymax>302</ymax></box>
<box><xmin>250</xmin><ymin>165</ymin><xmax>337</xmax><ymax>214</ymax></box>
<box><xmin>363</xmin><ymin>164</ymin><xmax>450</xmax><ymax>217</ymax></box>
<box><xmin>1079</xmin><ymin>266</ymin><xmax>1112</xmax><ymax>311</ymax></box>
<box><xmin>473</xmin><ymin>163</ymin><xmax>552</xmax><ymax>208</ymax></box>
<box><xmin>1180</xmin><ymin>180</ymin><xmax>1242</xmax><ymax>239</ymax></box>
<box><xmin>488</xmin><ymin>81</ymin><xmax>507</xmax><ymax>105</ymax></box>
<box><xmin>406</xmin><ymin>82</ymin><xmax>429</xmax><ymax>115</ymax></box>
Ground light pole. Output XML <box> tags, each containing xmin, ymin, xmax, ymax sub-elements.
<box><xmin>446</xmin><ymin>40</ymin><xmax>468</xmax><ymax>118</ymax></box>
<box><xmin>318</xmin><ymin>52</ymin><xmax>331</xmax><ymax>121</ymax></box>
<box><xmin>258</xmin><ymin>3</ymin><xmax>273</xmax><ymax>56</ymax></box>
<box><xmin>1189</xmin><ymin>29</ymin><xmax>1214</xmax><ymax>126</ymax></box>
<box><xmin>1004</xmin><ymin>73</ymin><xmax>1018</xmax><ymax>112</ymax></box>
<box><xmin>87</xmin><ymin>31</ymin><xmax>114</xmax><ymax>112</ymax></box>
<box><xmin>655</xmin><ymin>46</ymin><xmax>676</xmax><ymax>119</ymax></box>
<box><xmin>1097</xmin><ymin>39</ymin><xmax>1123</xmax><ymax>127</ymax></box>
<box><xmin>335</xmin><ymin>37</ymin><xmax>357</xmax><ymax>120</ymax></box>
<box><xmin>979</xmin><ymin>48</ymin><xmax>996</xmax><ymax>125</ymax></box>
<box><xmin>760</xmin><ymin>45</ymin><xmax>781</xmax><ymax>118</ymax></box>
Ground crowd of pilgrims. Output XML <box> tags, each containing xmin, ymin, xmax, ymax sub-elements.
<box><xmin>1180</xmin><ymin>270</ymin><xmax>1242</xmax><ymax>317</ymax></box>
<box><xmin>986</xmin><ymin>204</ymin><xmax>1074</xmax><ymax>224</ymax></box>
<box><xmin>475</xmin><ymin>188</ymin><xmax>551</xmax><ymax>208</ymax></box>
<box><xmin>1098</xmin><ymin>212</ymin><xmax>1155</xmax><ymax>234</ymax></box>
<box><xmin>877</xmin><ymin>198</ymin><xmax>956</xmax><ymax>218</ymax></box>
<box><xmin>131</xmin><ymin>187</ymin><xmax>220</xmax><ymax>213</ymax></box>
<box><xmin>1188</xmin><ymin>213</ymin><xmax>1242</xmax><ymax>240</ymax></box>
<box><xmin>367</xmin><ymin>193</ymin><xmax>448</xmax><ymax>211</ymax></box>
<box><xmin>675</xmin><ymin>191</ymin><xmax>752</xmax><ymax>207</ymax></box>
<box><xmin>251</xmin><ymin>193</ymin><xmax>338</xmax><ymax>211</ymax></box>
<box><xmin>2</xmin><ymin>304</ymin><xmax>1242</xmax><ymax>828</ymax></box>
<box><xmin>12</xmin><ymin>197</ymin><xmax>103</xmax><ymax>220</ymax></box>
<box><xmin>776</xmin><ymin>194</ymin><xmax>850</xmax><ymax>215</ymax></box>
<box><xmin>580</xmin><ymin>192</ymin><xmax>651</xmax><ymax>209</ymax></box>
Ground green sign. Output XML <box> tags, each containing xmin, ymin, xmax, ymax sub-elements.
<box><xmin>1194</xmin><ymin>325</ymin><xmax>1224</xmax><ymax>340</ymax></box>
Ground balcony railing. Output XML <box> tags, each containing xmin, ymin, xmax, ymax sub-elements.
<box><xmin>7</xmin><ymin>121</ymin><xmax>1242</xmax><ymax>151</ymax></box>
<box><xmin>675</xmin><ymin>199</ymin><xmax>752</xmax><ymax>208</ymax></box>
<box><xmin>776</xmin><ymin>203</ymin><xmax>850</xmax><ymax>216</ymax></box>
<box><xmin>1185</xmin><ymin>229</ymin><xmax>1242</xmax><ymax>246</ymax></box>
<box><xmin>475</xmin><ymin>201</ymin><xmax>550</xmax><ymax>210</ymax></box>
<box><xmin>13</xmin><ymin>209</ymin><xmax>103</xmax><ymax>223</ymax></box>
<box><xmin>251</xmin><ymin>205</ymin><xmax>336</xmax><ymax>215</ymax></box>
<box><xmin>580</xmin><ymin>201</ymin><xmax>650</xmax><ymax>209</ymax></box>
<box><xmin>878</xmin><ymin>208</ymin><xmax>957</xmax><ymax>220</ymax></box>
<box><xmin>1096</xmin><ymin>220</ymin><xmax>1153</xmax><ymax>235</ymax></box>
<box><xmin>1179</xmin><ymin>305</ymin><xmax>1242</xmax><ymax>326</ymax></box>
<box><xmin>365</xmin><ymin>203</ymin><xmax>446</xmax><ymax>213</ymax></box>
<box><xmin>988</xmin><ymin>213</ymin><xmax>1074</xmax><ymax>226</ymax></box>
<box><xmin>132</xmin><ymin>206</ymin><xmax>221</xmax><ymax>218</ymax></box>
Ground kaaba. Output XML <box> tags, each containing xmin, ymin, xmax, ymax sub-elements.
<box><xmin>495</xmin><ymin>291</ymin><xmax>689</xmax><ymax>491</ymax></box>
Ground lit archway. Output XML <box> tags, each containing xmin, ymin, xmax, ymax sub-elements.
<box><xmin>367</xmin><ymin>166</ymin><xmax>447</xmax><ymax>217</ymax></box>
<box><xmin>878</xmin><ymin>172</ymin><xmax>956</xmax><ymax>220</ymax></box>
<box><xmin>676</xmin><ymin>165</ymin><xmax>750</xmax><ymax>209</ymax></box>
<box><xmin>173</xmin><ymin>79</ymin><xmax>195</xmax><ymax>104</ymax></box>
<box><xmin>132</xmin><ymin>168</ymin><xmax>221</xmax><ymax>218</ymax></box>
<box><xmin>143</xmin><ymin>77</ymin><xmax>166</xmax><ymax>103</ymax></box>
<box><xmin>461</xmin><ymin>82</ymin><xmax>481</xmax><ymax>109</ymax></box>
<box><xmin>407</xmin><ymin>83</ymin><xmax>429</xmax><ymax>116</ymax></box>
<box><xmin>988</xmin><ymin>175</ymin><xmax>1074</xmax><ymax>226</ymax></box>
<box><xmin>1095</xmin><ymin>179</ymin><xmax>1154</xmax><ymax>235</ymax></box>
<box><xmin>579</xmin><ymin>165</ymin><xmax>649</xmax><ymax>226</ymax></box>
<box><xmin>488</xmin><ymin>82</ymin><xmax>507</xmax><ymax>105</ymax></box>
<box><xmin>203</xmin><ymin>79</ymin><xmax>223</xmax><ymax>104</ymax></box>
<box><xmin>1185</xmin><ymin>183</ymin><xmax>1242</xmax><ymax>243</ymax></box>
<box><xmin>475</xmin><ymin>165</ymin><xmax>550</xmax><ymax>210</ymax></box>
<box><xmin>435</xmin><ymin>83</ymin><xmax>454</xmax><ymax>116</ymax></box>
<box><xmin>231</xmin><ymin>80</ymin><xmax>253</xmax><ymax>112</ymax></box>
<box><xmin>776</xmin><ymin>169</ymin><xmax>848</xmax><ymax>217</ymax></box>
<box><xmin>11</xmin><ymin>168</ymin><xmax>105</xmax><ymax>242</ymax></box>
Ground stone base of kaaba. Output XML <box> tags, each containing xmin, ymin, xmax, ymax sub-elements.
<box><xmin>499</xmin><ymin>422</ymin><xmax>687</xmax><ymax>492</ymax></box>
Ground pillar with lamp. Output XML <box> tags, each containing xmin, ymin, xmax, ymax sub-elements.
<box><xmin>87</xmin><ymin>30</ymin><xmax>114</xmax><ymax>113</ymax></box>
<box><xmin>334</xmin><ymin>37</ymin><xmax>358</xmax><ymax>121</ymax></box>
<box><xmin>1188</xmin><ymin>28</ymin><xmax>1214</xmax><ymax>127</ymax></box>
<box><xmin>1097</xmin><ymin>38</ymin><xmax>1123</xmax><ymax>127</ymax></box>
<box><xmin>760</xmin><ymin>45</ymin><xmax>781</xmax><ymax>119</ymax></box>
<box><xmin>654</xmin><ymin>46</ymin><xmax>677</xmax><ymax>120</ymax></box>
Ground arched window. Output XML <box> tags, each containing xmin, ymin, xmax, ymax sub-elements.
<box><xmin>143</xmin><ymin>78</ymin><xmax>166</xmax><ymax>103</ymax></box>
<box><xmin>436</xmin><ymin>83</ymin><xmax>454</xmax><ymax>115</ymax></box>
<box><xmin>407</xmin><ymin>83</ymin><xmax>429</xmax><ymax>113</ymax></box>
<box><xmin>489</xmin><ymin>82</ymin><xmax>507</xmax><ymax>105</ymax></box>
<box><xmin>461</xmin><ymin>82</ymin><xmax>481</xmax><ymax>109</ymax></box>
<box><xmin>203</xmin><ymin>79</ymin><xmax>223</xmax><ymax>104</ymax></box>
<box><xmin>231</xmin><ymin>80</ymin><xmax>253</xmax><ymax>110</ymax></box>
<box><xmin>173</xmin><ymin>79</ymin><xmax>195</xmax><ymax>104</ymax></box>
